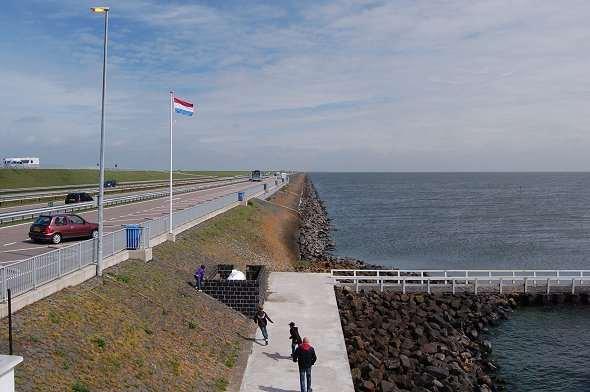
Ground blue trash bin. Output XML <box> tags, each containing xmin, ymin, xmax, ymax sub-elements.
<box><xmin>238</xmin><ymin>191</ymin><xmax>245</xmax><ymax>202</ymax></box>
<box><xmin>124</xmin><ymin>224</ymin><xmax>142</xmax><ymax>250</ymax></box>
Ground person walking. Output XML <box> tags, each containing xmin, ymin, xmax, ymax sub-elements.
<box><xmin>253</xmin><ymin>306</ymin><xmax>273</xmax><ymax>345</ymax></box>
<box><xmin>289</xmin><ymin>321</ymin><xmax>302</xmax><ymax>357</ymax></box>
<box><xmin>194</xmin><ymin>264</ymin><xmax>205</xmax><ymax>292</ymax></box>
<box><xmin>292</xmin><ymin>337</ymin><xmax>317</xmax><ymax>392</ymax></box>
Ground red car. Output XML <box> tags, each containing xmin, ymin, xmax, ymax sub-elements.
<box><xmin>29</xmin><ymin>214</ymin><xmax>99</xmax><ymax>244</ymax></box>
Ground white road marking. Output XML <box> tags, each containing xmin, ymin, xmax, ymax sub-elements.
<box><xmin>1</xmin><ymin>246</ymin><xmax>53</xmax><ymax>253</ymax></box>
<box><xmin>2</xmin><ymin>242</ymin><xmax>16</xmax><ymax>247</ymax></box>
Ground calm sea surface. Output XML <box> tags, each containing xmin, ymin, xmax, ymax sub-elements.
<box><xmin>310</xmin><ymin>172</ymin><xmax>590</xmax><ymax>392</ymax></box>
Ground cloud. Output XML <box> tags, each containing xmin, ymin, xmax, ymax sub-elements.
<box><xmin>1</xmin><ymin>0</ymin><xmax>590</xmax><ymax>170</ymax></box>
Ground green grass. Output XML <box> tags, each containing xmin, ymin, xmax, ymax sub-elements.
<box><xmin>214</xmin><ymin>378</ymin><xmax>229</xmax><ymax>391</ymax></box>
<box><xmin>197</xmin><ymin>202</ymin><xmax>259</xmax><ymax>240</ymax></box>
<box><xmin>72</xmin><ymin>381</ymin><xmax>90</xmax><ymax>392</ymax></box>
<box><xmin>0</xmin><ymin>169</ymin><xmax>247</xmax><ymax>190</ymax></box>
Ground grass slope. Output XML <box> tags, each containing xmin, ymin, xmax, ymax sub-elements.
<box><xmin>0</xmin><ymin>169</ymin><xmax>247</xmax><ymax>190</ymax></box>
<box><xmin>0</xmin><ymin>175</ymin><xmax>304</xmax><ymax>391</ymax></box>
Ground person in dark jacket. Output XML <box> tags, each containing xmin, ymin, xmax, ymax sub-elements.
<box><xmin>289</xmin><ymin>321</ymin><xmax>302</xmax><ymax>357</ymax></box>
<box><xmin>292</xmin><ymin>337</ymin><xmax>317</xmax><ymax>392</ymax></box>
<box><xmin>253</xmin><ymin>306</ymin><xmax>273</xmax><ymax>345</ymax></box>
<box><xmin>194</xmin><ymin>265</ymin><xmax>205</xmax><ymax>291</ymax></box>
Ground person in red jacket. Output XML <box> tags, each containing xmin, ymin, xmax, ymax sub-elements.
<box><xmin>292</xmin><ymin>337</ymin><xmax>317</xmax><ymax>392</ymax></box>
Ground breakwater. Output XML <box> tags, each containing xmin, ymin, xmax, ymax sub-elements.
<box><xmin>297</xmin><ymin>175</ymin><xmax>334</xmax><ymax>260</ymax></box>
<box><xmin>296</xmin><ymin>175</ymin><xmax>381</xmax><ymax>270</ymax></box>
<box><xmin>336</xmin><ymin>288</ymin><xmax>515</xmax><ymax>392</ymax></box>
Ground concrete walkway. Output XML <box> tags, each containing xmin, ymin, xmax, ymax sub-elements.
<box><xmin>240</xmin><ymin>272</ymin><xmax>355</xmax><ymax>392</ymax></box>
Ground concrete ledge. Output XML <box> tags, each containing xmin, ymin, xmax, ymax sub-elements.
<box><xmin>129</xmin><ymin>248</ymin><xmax>153</xmax><ymax>263</ymax></box>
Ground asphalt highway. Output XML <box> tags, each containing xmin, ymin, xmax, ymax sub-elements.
<box><xmin>0</xmin><ymin>178</ymin><xmax>275</xmax><ymax>264</ymax></box>
<box><xmin>0</xmin><ymin>180</ymin><xmax>245</xmax><ymax>214</ymax></box>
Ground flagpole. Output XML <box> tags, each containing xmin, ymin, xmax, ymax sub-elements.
<box><xmin>169</xmin><ymin>90</ymin><xmax>174</xmax><ymax>235</ymax></box>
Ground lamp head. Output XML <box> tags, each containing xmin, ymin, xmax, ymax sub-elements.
<box><xmin>91</xmin><ymin>6</ymin><xmax>110</xmax><ymax>13</ymax></box>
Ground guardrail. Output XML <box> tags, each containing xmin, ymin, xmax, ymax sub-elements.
<box><xmin>0</xmin><ymin>175</ymin><xmax>247</xmax><ymax>206</ymax></box>
<box><xmin>0</xmin><ymin>174</ymin><xmax>237</xmax><ymax>195</ymax></box>
<box><xmin>0</xmin><ymin>178</ymin><xmax>250</xmax><ymax>224</ymax></box>
<box><xmin>0</xmin><ymin>179</ymin><xmax>285</xmax><ymax>303</ymax></box>
<box><xmin>331</xmin><ymin>269</ymin><xmax>590</xmax><ymax>295</ymax></box>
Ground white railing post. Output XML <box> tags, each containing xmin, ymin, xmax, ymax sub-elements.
<box><xmin>571</xmin><ymin>279</ymin><xmax>575</xmax><ymax>295</ymax></box>
<box><xmin>524</xmin><ymin>277</ymin><xmax>528</xmax><ymax>294</ymax></box>
<box><xmin>420</xmin><ymin>271</ymin><xmax>424</xmax><ymax>285</ymax></box>
<box><xmin>533</xmin><ymin>271</ymin><xmax>537</xmax><ymax>287</ymax></box>
<box><xmin>444</xmin><ymin>271</ymin><xmax>448</xmax><ymax>285</ymax></box>
<box><xmin>474</xmin><ymin>278</ymin><xmax>478</xmax><ymax>295</ymax></box>
<box><xmin>32</xmin><ymin>257</ymin><xmax>38</xmax><ymax>289</ymax></box>
<box><xmin>499</xmin><ymin>278</ymin><xmax>503</xmax><ymax>294</ymax></box>
<box><xmin>488</xmin><ymin>271</ymin><xmax>492</xmax><ymax>285</ymax></box>
<box><xmin>57</xmin><ymin>249</ymin><xmax>62</xmax><ymax>277</ymax></box>
<box><xmin>452</xmin><ymin>279</ymin><xmax>456</xmax><ymax>294</ymax></box>
<box><xmin>402</xmin><ymin>279</ymin><xmax>406</xmax><ymax>294</ymax></box>
<box><xmin>78</xmin><ymin>242</ymin><xmax>82</xmax><ymax>269</ymax></box>
<box><xmin>1</xmin><ymin>267</ymin><xmax>7</xmax><ymax>303</ymax></box>
<box><xmin>512</xmin><ymin>271</ymin><xmax>515</xmax><ymax>285</ymax></box>
<box><xmin>427</xmin><ymin>279</ymin><xmax>431</xmax><ymax>294</ymax></box>
<box><xmin>355</xmin><ymin>278</ymin><xmax>359</xmax><ymax>293</ymax></box>
<box><xmin>546</xmin><ymin>278</ymin><xmax>551</xmax><ymax>295</ymax></box>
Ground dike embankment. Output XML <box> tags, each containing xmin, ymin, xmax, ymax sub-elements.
<box><xmin>0</xmin><ymin>175</ymin><xmax>305</xmax><ymax>392</ymax></box>
<box><xmin>294</xmin><ymin>175</ymin><xmax>590</xmax><ymax>392</ymax></box>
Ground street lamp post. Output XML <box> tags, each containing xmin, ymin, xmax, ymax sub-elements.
<box><xmin>91</xmin><ymin>6</ymin><xmax>110</xmax><ymax>277</ymax></box>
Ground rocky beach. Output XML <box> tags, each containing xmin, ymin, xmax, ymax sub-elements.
<box><xmin>336</xmin><ymin>288</ymin><xmax>516</xmax><ymax>392</ymax></box>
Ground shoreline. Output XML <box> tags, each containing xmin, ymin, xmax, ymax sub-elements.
<box><xmin>295</xmin><ymin>174</ymin><xmax>590</xmax><ymax>392</ymax></box>
<box><xmin>296</xmin><ymin>175</ymin><xmax>384</xmax><ymax>271</ymax></box>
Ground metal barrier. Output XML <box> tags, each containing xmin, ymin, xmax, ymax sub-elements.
<box><xmin>0</xmin><ymin>177</ymin><xmax>249</xmax><ymax>224</ymax></box>
<box><xmin>0</xmin><ymin>180</ymin><xmax>280</xmax><ymax>303</ymax></box>
<box><xmin>331</xmin><ymin>269</ymin><xmax>590</xmax><ymax>295</ymax></box>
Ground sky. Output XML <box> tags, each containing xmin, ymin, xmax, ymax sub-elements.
<box><xmin>2</xmin><ymin>0</ymin><xmax>590</xmax><ymax>171</ymax></box>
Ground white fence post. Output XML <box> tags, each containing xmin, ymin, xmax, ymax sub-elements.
<box><xmin>571</xmin><ymin>279</ymin><xmax>576</xmax><ymax>295</ymax></box>
<box><xmin>1</xmin><ymin>268</ymin><xmax>6</xmax><ymax>302</ymax></box>
<box><xmin>57</xmin><ymin>249</ymin><xmax>62</xmax><ymax>277</ymax></box>
<box><xmin>78</xmin><ymin>242</ymin><xmax>82</xmax><ymax>269</ymax></box>
<box><xmin>32</xmin><ymin>257</ymin><xmax>38</xmax><ymax>289</ymax></box>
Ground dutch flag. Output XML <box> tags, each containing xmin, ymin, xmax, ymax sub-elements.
<box><xmin>174</xmin><ymin>97</ymin><xmax>194</xmax><ymax>116</ymax></box>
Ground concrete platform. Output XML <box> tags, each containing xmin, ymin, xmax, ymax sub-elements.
<box><xmin>239</xmin><ymin>272</ymin><xmax>354</xmax><ymax>392</ymax></box>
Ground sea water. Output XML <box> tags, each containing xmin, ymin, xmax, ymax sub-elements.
<box><xmin>310</xmin><ymin>172</ymin><xmax>590</xmax><ymax>392</ymax></box>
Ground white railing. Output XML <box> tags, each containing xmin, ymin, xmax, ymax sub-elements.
<box><xmin>331</xmin><ymin>269</ymin><xmax>590</xmax><ymax>295</ymax></box>
<box><xmin>0</xmin><ymin>180</ymin><xmax>282</xmax><ymax>303</ymax></box>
